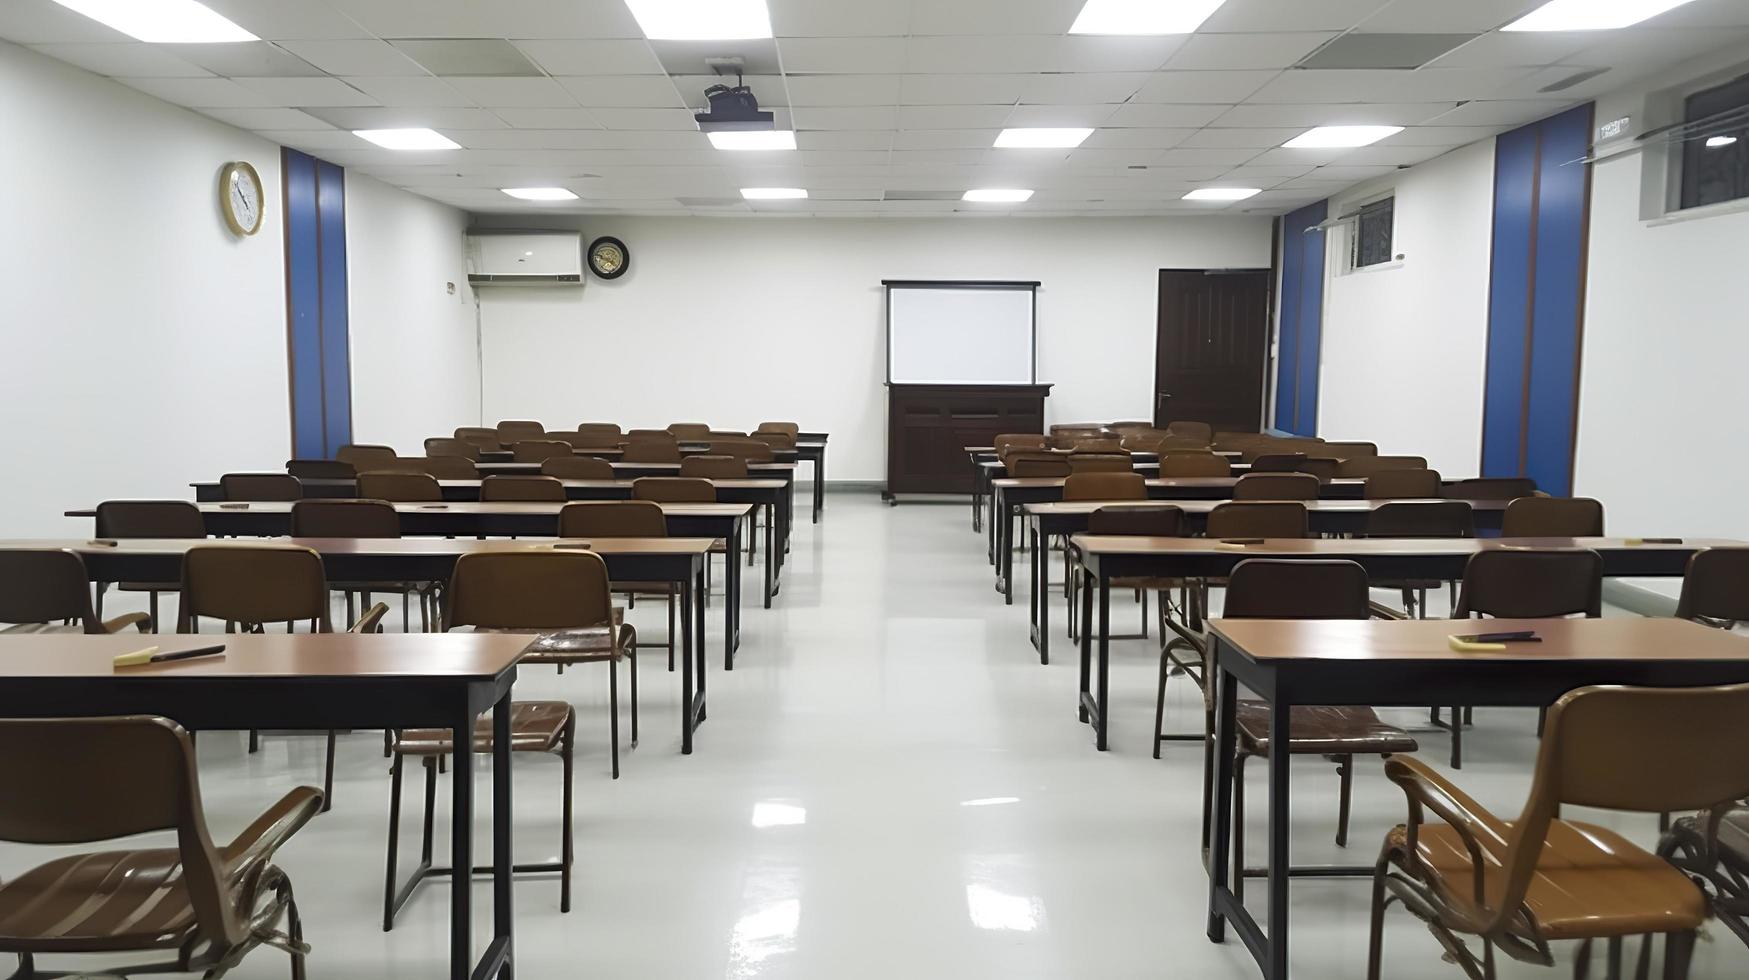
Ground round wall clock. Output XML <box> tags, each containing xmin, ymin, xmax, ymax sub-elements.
<box><xmin>219</xmin><ymin>161</ymin><xmax>264</xmax><ymax>236</ymax></box>
<box><xmin>588</xmin><ymin>236</ymin><xmax>629</xmax><ymax>279</ymax></box>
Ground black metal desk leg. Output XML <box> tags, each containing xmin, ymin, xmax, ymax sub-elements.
<box><xmin>1096</xmin><ymin>571</ymin><xmax>1110</xmax><ymax>751</ymax></box>
<box><xmin>1037</xmin><ymin>528</ymin><xmax>1051</xmax><ymax>665</ymax></box>
<box><xmin>813</xmin><ymin>448</ymin><xmax>823</xmax><ymax>523</ymax></box>
<box><xmin>1002</xmin><ymin>501</ymin><xmax>1016</xmax><ymax>605</ymax></box>
<box><xmin>1207</xmin><ymin>646</ymin><xmax>1237</xmax><ymax>942</ymax></box>
<box><xmin>988</xmin><ymin>485</ymin><xmax>999</xmax><ymax>565</ymax></box>
<box><xmin>680</xmin><ymin>577</ymin><xmax>694</xmax><ymax>754</ymax></box>
<box><xmin>971</xmin><ymin>457</ymin><xmax>981</xmax><ymax>531</ymax></box>
<box><xmin>450</xmin><ymin>702</ymin><xmax>475</xmax><ymax>980</ymax></box>
<box><xmin>1266</xmin><ymin>694</ymin><xmax>1291</xmax><ymax>979</ymax></box>
<box><xmin>762</xmin><ymin>510</ymin><xmax>774</xmax><ymax>609</ymax></box>
<box><xmin>694</xmin><ymin>564</ymin><xmax>707</xmax><ymax>724</ymax></box>
<box><xmin>1028</xmin><ymin>522</ymin><xmax>1040</xmax><ymax>650</ymax></box>
<box><xmin>766</xmin><ymin>501</ymin><xmax>779</xmax><ymax>599</ymax></box>
<box><xmin>725</xmin><ymin>522</ymin><xmax>740</xmax><ymax>668</ymax></box>
<box><xmin>492</xmin><ymin>690</ymin><xmax>514</xmax><ymax>979</ymax></box>
<box><xmin>1078</xmin><ymin>563</ymin><xmax>1093</xmax><ymax>723</ymax></box>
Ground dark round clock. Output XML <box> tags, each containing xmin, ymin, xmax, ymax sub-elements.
<box><xmin>587</xmin><ymin>236</ymin><xmax>629</xmax><ymax>280</ymax></box>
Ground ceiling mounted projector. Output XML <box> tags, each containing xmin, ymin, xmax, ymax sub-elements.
<box><xmin>694</xmin><ymin>78</ymin><xmax>774</xmax><ymax>132</ymax></box>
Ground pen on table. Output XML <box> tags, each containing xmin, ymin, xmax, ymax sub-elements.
<box><xmin>113</xmin><ymin>644</ymin><xmax>227</xmax><ymax>668</ymax></box>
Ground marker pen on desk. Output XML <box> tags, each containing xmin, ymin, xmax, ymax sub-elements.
<box><xmin>113</xmin><ymin>644</ymin><xmax>226</xmax><ymax>668</ymax></box>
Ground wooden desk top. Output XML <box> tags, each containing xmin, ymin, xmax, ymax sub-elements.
<box><xmin>0</xmin><ymin>631</ymin><xmax>533</xmax><ymax>680</ymax></box>
<box><xmin>1069</xmin><ymin>534</ymin><xmax>1740</xmax><ymax>557</ymax></box>
<box><xmin>1208</xmin><ymin>616</ymin><xmax>1749</xmax><ymax>665</ymax></box>
<box><xmin>1036</xmin><ymin>498</ymin><xmax>1508</xmax><ymax>517</ymax></box>
<box><xmin>6</xmin><ymin>537</ymin><xmax>719</xmax><ymax>559</ymax></box>
<box><xmin>68</xmin><ymin>501</ymin><xmax>756</xmax><ymax>520</ymax></box>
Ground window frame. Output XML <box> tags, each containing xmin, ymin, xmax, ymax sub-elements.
<box><xmin>1676</xmin><ymin>70</ymin><xmax>1749</xmax><ymax>212</ymax></box>
<box><xmin>1348</xmin><ymin>195</ymin><xmax>1396</xmax><ymax>271</ymax></box>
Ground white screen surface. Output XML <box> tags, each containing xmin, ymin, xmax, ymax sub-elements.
<box><xmin>887</xmin><ymin>286</ymin><xmax>1035</xmax><ymax>384</ymax></box>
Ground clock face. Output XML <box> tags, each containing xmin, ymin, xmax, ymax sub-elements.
<box><xmin>588</xmin><ymin>236</ymin><xmax>629</xmax><ymax>279</ymax></box>
<box><xmin>220</xmin><ymin>162</ymin><xmax>264</xmax><ymax>236</ymax></box>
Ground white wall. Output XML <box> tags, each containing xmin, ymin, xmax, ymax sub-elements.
<box><xmin>475</xmin><ymin>216</ymin><xmax>1272</xmax><ymax>480</ymax></box>
<box><xmin>345</xmin><ymin>175</ymin><xmax>479</xmax><ymax>454</ymax></box>
<box><xmin>1314</xmin><ymin>140</ymin><xmax>1497</xmax><ymax>476</ymax></box>
<box><xmin>0</xmin><ymin>42</ymin><xmax>288</xmax><ymax>536</ymax></box>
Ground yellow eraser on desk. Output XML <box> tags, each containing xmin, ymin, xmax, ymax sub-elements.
<box><xmin>1214</xmin><ymin>542</ymin><xmax>1252</xmax><ymax>551</ymax></box>
<box><xmin>112</xmin><ymin>646</ymin><xmax>161</xmax><ymax>667</ymax></box>
<box><xmin>1448</xmin><ymin>636</ymin><xmax>1505</xmax><ymax>653</ymax></box>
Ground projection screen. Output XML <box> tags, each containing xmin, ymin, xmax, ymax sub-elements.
<box><xmin>884</xmin><ymin>280</ymin><xmax>1039</xmax><ymax>385</ymax></box>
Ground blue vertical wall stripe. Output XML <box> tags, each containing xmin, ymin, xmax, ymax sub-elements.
<box><xmin>1480</xmin><ymin>104</ymin><xmax>1592</xmax><ymax>496</ymax></box>
<box><xmin>1273</xmin><ymin>199</ymin><xmax>1327</xmax><ymax>435</ymax></box>
<box><xmin>282</xmin><ymin>150</ymin><xmax>325</xmax><ymax>459</ymax></box>
<box><xmin>315</xmin><ymin>160</ymin><xmax>352</xmax><ymax>453</ymax></box>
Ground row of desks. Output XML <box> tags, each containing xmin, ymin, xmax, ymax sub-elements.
<box><xmin>965</xmin><ymin>446</ymin><xmax>1247</xmax><ymax>531</ymax></box>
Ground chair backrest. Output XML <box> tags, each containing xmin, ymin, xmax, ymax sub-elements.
<box><xmin>513</xmin><ymin>440</ymin><xmax>573</xmax><ymax>463</ymax></box>
<box><xmin>1157</xmin><ymin>453</ymin><xmax>1231</xmax><ymax>478</ymax></box>
<box><xmin>558</xmin><ymin>500</ymin><xmax>669</xmax><ymax>538</ymax></box>
<box><xmin>1366</xmin><ymin>500</ymin><xmax>1475</xmax><ymax>538</ymax></box>
<box><xmin>178</xmin><ymin>545</ymin><xmax>331</xmax><ymax>632</ymax></box>
<box><xmin>708</xmin><ymin>438</ymin><xmax>774</xmax><ymax>461</ymax></box>
<box><xmin>994</xmin><ymin>433</ymin><xmax>1048</xmax><ymax>456</ymax></box>
<box><xmin>756</xmin><ymin>421</ymin><xmax>800</xmax><ymax>437</ymax></box>
<box><xmin>423</xmin><ymin>437</ymin><xmax>480</xmax><ymax>461</ymax></box>
<box><xmin>336</xmin><ymin>444</ymin><xmax>397</xmax><ymax>468</ymax></box>
<box><xmin>480</xmin><ymin>475</ymin><xmax>567</xmax><ymax>503</ymax></box>
<box><xmin>220</xmin><ymin>473</ymin><xmax>303</xmax><ymax>502</ymax></box>
<box><xmin>445</xmin><ymin>551</ymin><xmax>613</xmax><ymax>631</ymax></box>
<box><xmin>625</xmin><ymin>428</ymin><xmax>677</xmax><ymax>444</ymax></box>
<box><xmin>1119</xmin><ymin>431</ymin><xmax>1170</xmax><ymax>452</ymax></box>
<box><xmin>633</xmin><ymin>477</ymin><xmax>716</xmax><ymax>503</ymax></box>
<box><xmin>1087</xmin><ymin>505</ymin><xmax>1184</xmax><ymax>537</ymax></box>
<box><xmin>540</xmin><ymin>431</ymin><xmax>598</xmax><ymax>450</ymax></box>
<box><xmin>1165</xmin><ymin>420</ymin><xmax>1214</xmax><ymax>443</ymax></box>
<box><xmin>1676</xmin><ymin>548</ymin><xmax>1749</xmax><ymax>623</ymax></box>
<box><xmin>1500</xmin><ymin>496</ymin><xmax>1604</xmax><ymax>537</ymax></box>
<box><xmin>1223</xmin><ymin>559</ymin><xmax>1372</xmax><ymax>619</ymax></box>
<box><xmin>575</xmin><ymin>422</ymin><xmax>623</xmax><ymax>440</ymax></box>
<box><xmin>494</xmin><ymin>420</ymin><xmax>545</xmax><ymax>444</ymax></box>
<box><xmin>286</xmin><ymin>458</ymin><xmax>356</xmax><ymax>480</ymax></box>
<box><xmin>95</xmin><ymin>500</ymin><xmax>205</xmax><ymax>539</ymax></box>
<box><xmin>454</xmin><ymin>427</ymin><xmax>502</xmax><ymax>450</ymax></box>
<box><xmin>1071</xmin><ymin>438</ymin><xmax>1125</xmax><ymax>454</ymax></box>
<box><xmin>0</xmin><ymin>549</ymin><xmax>102</xmax><ymax>632</ymax></box>
<box><xmin>1050</xmin><ymin>423</ymin><xmax>1104</xmax><ymax>436</ymax></box>
<box><xmin>622</xmin><ymin>440</ymin><xmax>682</xmax><ymax>463</ymax></box>
<box><xmin>1067</xmin><ymin>453</ymin><xmax>1134</xmax><ymax>474</ymax></box>
<box><xmin>1318</xmin><ymin>441</ymin><xmax>1379</xmax><ymax>459</ymax></box>
<box><xmin>289</xmin><ymin>499</ymin><xmax>400</xmax><ymax>538</ymax></box>
<box><xmin>1336</xmin><ymin>455</ymin><xmax>1429</xmax><ymax>478</ymax></box>
<box><xmin>751</xmin><ymin>431</ymin><xmax>796</xmax><ymax>449</ymax></box>
<box><xmin>1007</xmin><ymin>454</ymin><xmax>1073</xmax><ymax>478</ymax></box>
<box><xmin>542</xmin><ymin>456</ymin><xmax>615</xmax><ymax>480</ymax></box>
<box><xmin>1206</xmin><ymin>501</ymin><xmax>1309</xmax><ymax>539</ymax></box>
<box><xmin>708</xmin><ymin>430</ymin><xmax>748</xmax><ymax>439</ymax></box>
<box><xmin>1445</xmin><ymin>477</ymin><xmax>1539</xmax><ymax>501</ymax></box>
<box><xmin>1062</xmin><ymin>472</ymin><xmax>1146</xmax><ymax>502</ymax></box>
<box><xmin>356</xmin><ymin>471</ymin><xmax>443</xmax><ymax>502</ymax></box>
<box><xmin>0</xmin><ymin>716</ymin><xmax>239</xmax><ymax>946</ymax></box>
<box><xmin>1233</xmin><ymin>472</ymin><xmax>1321</xmax><ymax>501</ymax></box>
<box><xmin>1248</xmin><ymin>452</ymin><xmax>1307</xmax><ymax>473</ymax></box>
<box><xmin>1105</xmin><ymin>420</ymin><xmax>1156</xmax><ymax>431</ymax></box>
<box><xmin>1297</xmin><ymin>457</ymin><xmax>1340</xmax><ymax>483</ymax></box>
<box><xmin>1363</xmin><ymin>468</ymin><xmax>1442</xmax><ymax>499</ymax></box>
<box><xmin>414</xmin><ymin>455</ymin><xmax>478</xmax><ymax>480</ymax></box>
<box><xmin>1453</xmin><ymin>548</ymin><xmax>1603</xmax><ymax>618</ymax></box>
<box><xmin>667</xmin><ymin>423</ymin><xmax>712</xmax><ymax>440</ymax></box>
<box><xmin>680</xmin><ymin>455</ymin><xmax>749</xmax><ymax>479</ymax></box>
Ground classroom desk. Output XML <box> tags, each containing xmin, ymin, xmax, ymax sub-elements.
<box><xmin>993</xmin><ymin>493</ymin><xmax>1513</xmax><ymax>603</ymax></box>
<box><xmin>0</xmin><ymin>630</ymin><xmax>530</xmax><ymax>980</ymax></box>
<box><xmin>7</xmin><ymin>536</ymin><xmax>722</xmax><ymax>749</ymax></box>
<box><xmin>1201</xmin><ymin>616</ymin><xmax>1749</xmax><ymax>980</ymax></box>
<box><xmin>964</xmin><ymin>446</ymin><xmax>1241</xmax><ymax>531</ymax></box>
<box><xmin>1066</xmin><ymin>535</ymin><xmax>1738</xmax><ymax>752</ymax></box>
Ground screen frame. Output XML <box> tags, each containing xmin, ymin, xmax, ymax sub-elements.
<box><xmin>881</xmin><ymin>279</ymin><xmax>1041</xmax><ymax>386</ymax></box>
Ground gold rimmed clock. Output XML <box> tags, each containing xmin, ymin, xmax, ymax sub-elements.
<box><xmin>219</xmin><ymin>161</ymin><xmax>264</xmax><ymax>236</ymax></box>
<box><xmin>588</xmin><ymin>236</ymin><xmax>629</xmax><ymax>279</ymax></box>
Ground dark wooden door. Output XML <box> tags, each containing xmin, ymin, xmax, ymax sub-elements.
<box><xmin>1153</xmin><ymin>269</ymin><xmax>1270</xmax><ymax>432</ymax></box>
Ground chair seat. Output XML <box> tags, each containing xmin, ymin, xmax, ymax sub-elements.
<box><xmin>0</xmin><ymin>847</ymin><xmax>201</xmax><ymax>952</ymax></box>
<box><xmin>395</xmin><ymin>701</ymin><xmax>572</xmax><ymax>756</ymax></box>
<box><xmin>1236</xmin><ymin>702</ymin><xmax>1419</xmax><ymax>756</ymax></box>
<box><xmin>0</xmin><ymin>623</ymin><xmax>80</xmax><ymax>635</ymax></box>
<box><xmin>1394</xmin><ymin>819</ymin><xmax>1706</xmax><ymax>941</ymax></box>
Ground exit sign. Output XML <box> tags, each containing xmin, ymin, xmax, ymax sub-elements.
<box><xmin>1598</xmin><ymin>116</ymin><xmax>1631</xmax><ymax>140</ymax></box>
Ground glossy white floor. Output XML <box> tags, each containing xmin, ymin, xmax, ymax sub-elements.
<box><xmin>6</xmin><ymin>492</ymin><xmax>1739</xmax><ymax>978</ymax></box>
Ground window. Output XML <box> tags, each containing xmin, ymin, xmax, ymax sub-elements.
<box><xmin>1351</xmin><ymin>196</ymin><xmax>1395</xmax><ymax>268</ymax></box>
<box><xmin>1679</xmin><ymin>72</ymin><xmax>1749</xmax><ymax>210</ymax></box>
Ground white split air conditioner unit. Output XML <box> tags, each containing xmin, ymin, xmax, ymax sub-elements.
<box><xmin>465</xmin><ymin>232</ymin><xmax>582</xmax><ymax>286</ymax></box>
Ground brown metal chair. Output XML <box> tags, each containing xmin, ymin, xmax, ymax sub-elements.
<box><xmin>560</xmin><ymin>501</ymin><xmax>678</xmax><ymax>670</ymax></box>
<box><xmin>633</xmin><ymin>477</ymin><xmax>716</xmax><ymax>503</ymax></box>
<box><xmin>1337</xmin><ymin>456</ymin><xmax>1430</xmax><ymax>478</ymax></box>
<box><xmin>1366</xmin><ymin>501</ymin><xmax>1476</xmax><ymax>619</ymax></box>
<box><xmin>90</xmin><ymin>501</ymin><xmax>208</xmax><ymax>631</ymax></box>
<box><xmin>1298</xmin><ymin>457</ymin><xmax>1340</xmax><ymax>483</ymax></box>
<box><xmin>454</xmin><ymin>427</ymin><xmax>501</xmax><ymax>451</ymax></box>
<box><xmin>576</xmin><ymin>422</ymin><xmax>622</xmax><ymax>439</ymax></box>
<box><xmin>1319</xmin><ymin>441</ymin><xmax>1379</xmax><ymax>459</ymax></box>
<box><xmin>1207</xmin><ymin>501</ymin><xmax>1310</xmax><ymax>539</ymax></box>
<box><xmin>750</xmin><ymin>431</ymin><xmax>796</xmax><ymax>450</ymax></box>
<box><xmin>423</xmin><ymin>437</ymin><xmax>479</xmax><ymax>460</ymax></box>
<box><xmin>290</xmin><ymin>500</ymin><xmax>433</xmax><ymax>631</ymax></box>
<box><xmin>1500</xmin><ymin>497</ymin><xmax>1604</xmax><ymax>537</ymax></box>
<box><xmin>287</xmin><ymin>458</ymin><xmax>355</xmax><ymax>480</ymax></box>
<box><xmin>1249</xmin><ymin>452</ymin><xmax>1307</xmax><ymax>473</ymax></box>
<box><xmin>1067</xmin><ymin>453</ymin><xmax>1134</xmax><ymax>474</ymax></box>
<box><xmin>357</xmin><ymin>471</ymin><xmax>443</xmax><ymax>503</ymax></box>
<box><xmin>755</xmin><ymin>421</ymin><xmax>800</xmax><ymax>437</ymax></box>
<box><xmin>622</xmin><ymin>440</ymin><xmax>682</xmax><ymax>463</ymax></box>
<box><xmin>0</xmin><ymin>550</ymin><xmax>150</xmax><ymax>635</ymax></box>
<box><xmin>494</xmin><ymin>420</ymin><xmax>545</xmax><ymax>444</ymax></box>
<box><xmin>707</xmin><ymin>439</ymin><xmax>774</xmax><ymax>462</ymax></box>
<box><xmin>1445</xmin><ymin>477</ymin><xmax>1539</xmax><ymax>500</ymax></box>
<box><xmin>994</xmin><ymin>433</ymin><xmax>1048</xmax><ymax>457</ymax></box>
<box><xmin>480</xmin><ymin>475</ymin><xmax>566</xmax><ymax>503</ymax></box>
<box><xmin>1062</xmin><ymin>472</ymin><xmax>1146</xmax><ymax>501</ymax></box>
<box><xmin>1071</xmin><ymin>437</ymin><xmax>1125</xmax><ymax>454</ymax></box>
<box><xmin>1365</xmin><ymin>469</ymin><xmax>1443</xmax><ymax>499</ymax></box>
<box><xmin>337</xmin><ymin>444</ymin><xmax>397</xmax><ymax>469</ymax></box>
<box><xmin>625</xmin><ymin>428</ymin><xmax>676</xmax><ymax>443</ymax></box>
<box><xmin>1087</xmin><ymin>504</ymin><xmax>1187</xmax><ymax>648</ymax></box>
<box><xmin>0</xmin><ymin>715</ymin><xmax>322</xmax><ymax>979</ymax></box>
<box><xmin>1008</xmin><ymin>454</ymin><xmax>1072</xmax><ymax>478</ymax></box>
<box><xmin>1199</xmin><ymin>561</ymin><xmax>1417</xmax><ymax>900</ymax></box>
<box><xmin>1233</xmin><ymin>472</ymin><xmax>1320</xmax><ymax>501</ymax></box>
<box><xmin>542</xmin><ymin>456</ymin><xmax>615</xmax><ymax>480</ymax></box>
<box><xmin>414</xmin><ymin>455</ymin><xmax>478</xmax><ymax>480</ymax></box>
<box><xmin>667</xmin><ymin>423</ymin><xmax>712</xmax><ymax>440</ymax></box>
<box><xmin>1166</xmin><ymin>420</ymin><xmax>1214</xmax><ymax>443</ymax></box>
<box><xmin>1158</xmin><ymin>453</ymin><xmax>1231</xmax><ymax>478</ymax></box>
<box><xmin>220</xmin><ymin>473</ymin><xmax>302</xmax><ymax>502</ymax></box>
<box><xmin>512</xmin><ymin>440</ymin><xmax>573</xmax><ymax>464</ymax></box>
<box><xmin>680</xmin><ymin>455</ymin><xmax>749</xmax><ymax>479</ymax></box>
<box><xmin>1369</xmin><ymin>684</ymin><xmax>1749</xmax><ymax>980</ymax></box>
<box><xmin>1675</xmin><ymin>547</ymin><xmax>1749</xmax><ymax>626</ymax></box>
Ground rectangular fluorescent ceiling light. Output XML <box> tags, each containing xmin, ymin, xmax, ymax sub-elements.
<box><xmin>1283</xmin><ymin>125</ymin><xmax>1403</xmax><ymax>148</ymax></box>
<box><xmin>625</xmin><ymin>0</ymin><xmax>772</xmax><ymax>40</ymax></box>
<box><xmin>1504</xmin><ymin>0</ymin><xmax>1699</xmax><ymax>31</ymax></box>
<box><xmin>50</xmin><ymin>0</ymin><xmax>257</xmax><ymax>42</ymax></box>
<box><xmin>1069</xmin><ymin>0</ymin><xmax>1228</xmax><ymax>34</ymax></box>
<box><xmin>1184</xmin><ymin>187</ymin><xmax>1261</xmax><ymax>201</ymax></box>
<box><xmin>741</xmin><ymin>187</ymin><xmax>807</xmax><ymax>200</ymax></box>
<box><xmin>502</xmin><ymin>187</ymin><xmax>578</xmax><ymax>201</ymax></box>
<box><xmin>353</xmin><ymin>128</ymin><xmax>461</xmax><ymax>150</ymax></box>
<box><xmin>708</xmin><ymin>130</ymin><xmax>796</xmax><ymax>151</ymax></box>
<box><xmin>995</xmin><ymin>127</ymin><xmax>1094</xmax><ymax>149</ymax></box>
<box><xmin>963</xmin><ymin>189</ymin><xmax>1033</xmax><ymax>202</ymax></box>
